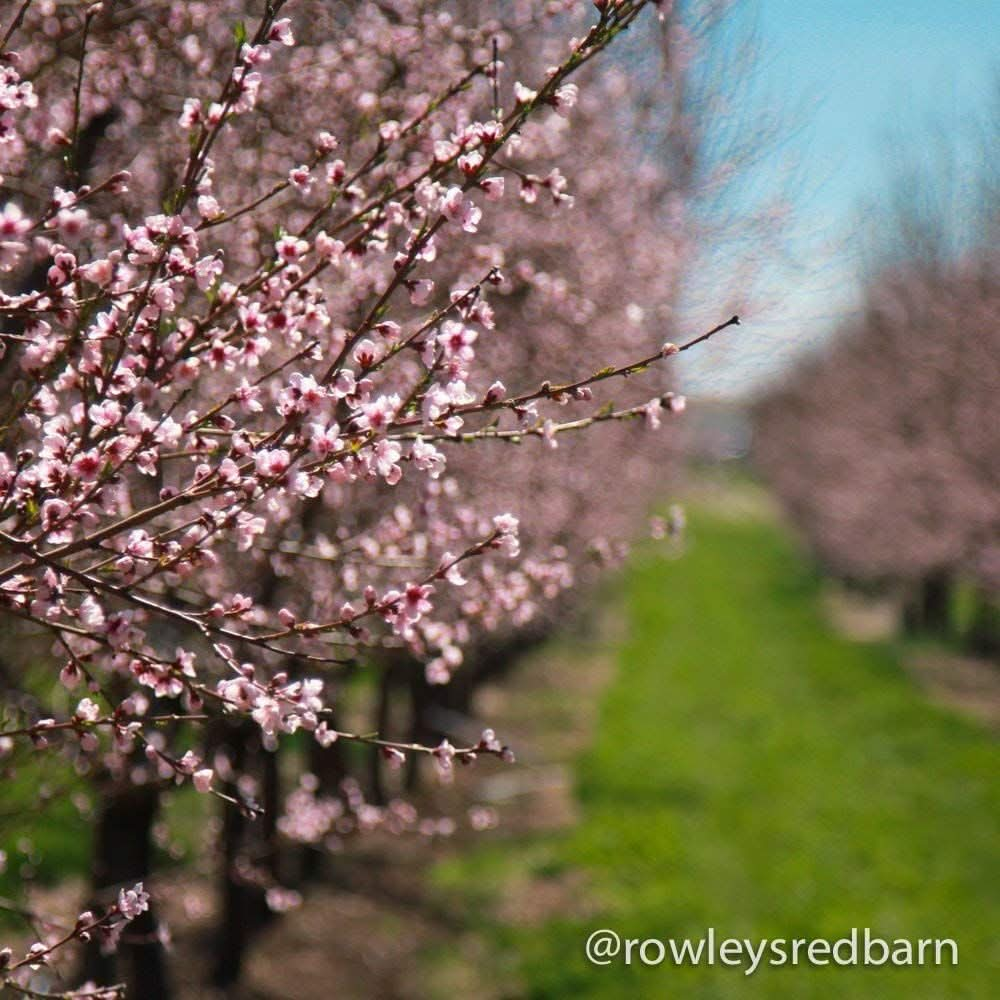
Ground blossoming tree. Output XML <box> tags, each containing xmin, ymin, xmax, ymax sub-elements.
<box><xmin>0</xmin><ymin>1</ymin><xmax>747</xmax><ymax>995</ymax></box>
<box><xmin>754</xmin><ymin>253</ymin><xmax>999</xmax><ymax>634</ymax></box>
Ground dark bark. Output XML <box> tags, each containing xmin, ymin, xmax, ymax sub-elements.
<box><xmin>213</xmin><ymin>731</ymin><xmax>249</xmax><ymax>990</ymax></box>
<box><xmin>300</xmin><ymin>709</ymin><xmax>350</xmax><ymax>879</ymax></box>
<box><xmin>368</xmin><ymin>666</ymin><xmax>394</xmax><ymax>805</ymax></box>
<box><xmin>966</xmin><ymin>588</ymin><xmax>1000</xmax><ymax>658</ymax></box>
<box><xmin>400</xmin><ymin>623</ymin><xmax>552</xmax><ymax>791</ymax></box>
<box><xmin>211</xmin><ymin>721</ymin><xmax>281</xmax><ymax>989</ymax></box>
<box><xmin>404</xmin><ymin>668</ymin><xmax>435</xmax><ymax>793</ymax></box>
<box><xmin>921</xmin><ymin>571</ymin><xmax>952</xmax><ymax>634</ymax></box>
<box><xmin>904</xmin><ymin>570</ymin><xmax>953</xmax><ymax>635</ymax></box>
<box><xmin>79</xmin><ymin>782</ymin><xmax>170</xmax><ymax>1000</ymax></box>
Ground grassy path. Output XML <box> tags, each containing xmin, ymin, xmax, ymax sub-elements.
<box><xmin>431</xmin><ymin>502</ymin><xmax>1000</xmax><ymax>998</ymax></box>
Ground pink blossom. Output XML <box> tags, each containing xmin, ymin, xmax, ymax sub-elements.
<box><xmin>76</xmin><ymin>257</ymin><xmax>115</xmax><ymax>286</ymax></box>
<box><xmin>268</xmin><ymin>18</ymin><xmax>296</xmax><ymax>46</ymax></box>
<box><xmin>310</xmin><ymin>423</ymin><xmax>342</xmax><ymax>458</ymax></box>
<box><xmin>552</xmin><ymin>83</ymin><xmax>579</xmax><ymax>116</ymax></box>
<box><xmin>514</xmin><ymin>82</ymin><xmax>537</xmax><ymax>104</ymax></box>
<box><xmin>410</xmin><ymin>437</ymin><xmax>445</xmax><ymax>478</ymax></box>
<box><xmin>60</xmin><ymin>662</ymin><xmax>82</xmax><ymax>690</ymax></box>
<box><xmin>193</xmin><ymin>769</ymin><xmax>214</xmax><ymax>793</ymax></box>
<box><xmin>79</xmin><ymin>595</ymin><xmax>105</xmax><ymax>630</ymax></box>
<box><xmin>117</xmin><ymin>883</ymin><xmax>150</xmax><ymax>921</ymax></box>
<box><xmin>197</xmin><ymin>195</ymin><xmax>222</xmax><ymax>220</ymax></box>
<box><xmin>401</xmin><ymin>582</ymin><xmax>434</xmax><ymax>623</ymax></box>
<box><xmin>371</xmin><ymin>438</ymin><xmax>403</xmax><ymax>484</ymax></box>
<box><xmin>479</xmin><ymin>176</ymin><xmax>505</xmax><ymax>202</ymax></box>
<box><xmin>315</xmin><ymin>231</ymin><xmax>344</xmax><ymax>261</ymax></box>
<box><xmin>275</xmin><ymin>235</ymin><xmax>309</xmax><ymax>262</ymax></box>
<box><xmin>643</xmin><ymin>398</ymin><xmax>663</xmax><ymax>430</ymax></box>
<box><xmin>315</xmin><ymin>131</ymin><xmax>338</xmax><ymax>153</ymax></box>
<box><xmin>288</xmin><ymin>165</ymin><xmax>313</xmax><ymax>192</ymax></box>
<box><xmin>440</xmin><ymin>187</ymin><xmax>482</xmax><ymax>234</ymax></box>
<box><xmin>87</xmin><ymin>400</ymin><xmax>122</xmax><ymax>429</ymax></box>
<box><xmin>378</xmin><ymin>119</ymin><xmax>402</xmax><ymax>142</ymax></box>
<box><xmin>75</xmin><ymin>698</ymin><xmax>100</xmax><ymax>723</ymax></box>
<box><xmin>492</xmin><ymin>513</ymin><xmax>521</xmax><ymax>557</ymax></box>
<box><xmin>425</xmin><ymin>659</ymin><xmax>451</xmax><ymax>685</ymax></box>
<box><xmin>433</xmin><ymin>739</ymin><xmax>456</xmax><ymax>771</ymax></box>
<box><xmin>358</xmin><ymin>393</ymin><xmax>400</xmax><ymax>433</ymax></box>
<box><xmin>252</xmin><ymin>697</ymin><xmax>283</xmax><ymax>736</ymax></box>
<box><xmin>178</xmin><ymin>98</ymin><xmax>202</xmax><ymax>129</ymax></box>
<box><xmin>0</xmin><ymin>240</ymin><xmax>26</xmax><ymax>271</ymax></box>
<box><xmin>407</xmin><ymin>278</ymin><xmax>434</xmax><ymax>305</ymax></box>
<box><xmin>541</xmin><ymin>418</ymin><xmax>559</xmax><ymax>448</ymax></box>
<box><xmin>0</xmin><ymin>202</ymin><xmax>31</xmax><ymax>236</ymax></box>
<box><xmin>484</xmin><ymin>380</ymin><xmax>506</xmax><ymax>402</ymax></box>
<box><xmin>381</xmin><ymin>746</ymin><xmax>406</xmax><ymax>769</ymax></box>
<box><xmin>265</xmin><ymin>887</ymin><xmax>302</xmax><ymax>913</ymax></box>
<box><xmin>254</xmin><ymin>449</ymin><xmax>291</xmax><ymax>478</ymax></box>
<box><xmin>315</xmin><ymin>722</ymin><xmax>338</xmax><ymax>747</ymax></box>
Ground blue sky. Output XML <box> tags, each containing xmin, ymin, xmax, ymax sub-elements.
<box><xmin>678</xmin><ymin>0</ymin><xmax>998</xmax><ymax>396</ymax></box>
<box><xmin>757</xmin><ymin>0</ymin><xmax>994</xmax><ymax>220</ymax></box>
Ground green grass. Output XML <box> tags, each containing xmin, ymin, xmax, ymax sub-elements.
<box><xmin>0</xmin><ymin>759</ymin><xmax>90</xmax><ymax>915</ymax></box>
<box><xmin>0</xmin><ymin>755</ymin><xmax>212</xmax><ymax>930</ymax></box>
<box><xmin>431</xmin><ymin>503</ymin><xmax>1000</xmax><ymax>998</ymax></box>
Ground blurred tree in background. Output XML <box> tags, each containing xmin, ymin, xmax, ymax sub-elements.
<box><xmin>754</xmin><ymin>99</ymin><xmax>999</xmax><ymax>651</ymax></box>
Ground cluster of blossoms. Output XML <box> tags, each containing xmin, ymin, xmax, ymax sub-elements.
<box><xmin>278</xmin><ymin>768</ymin><xmax>500</xmax><ymax>852</ymax></box>
<box><xmin>0</xmin><ymin>0</ymin><xmax>747</xmax><ymax>993</ymax></box>
<box><xmin>0</xmin><ymin>881</ymin><xmax>148</xmax><ymax>997</ymax></box>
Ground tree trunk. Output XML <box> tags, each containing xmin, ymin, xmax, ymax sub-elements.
<box><xmin>80</xmin><ymin>783</ymin><xmax>170</xmax><ymax>1000</ymax></box>
<box><xmin>405</xmin><ymin>667</ymin><xmax>435</xmax><ymax>793</ymax></box>
<box><xmin>212</xmin><ymin>721</ymin><xmax>281</xmax><ymax>989</ymax></box>
<box><xmin>368</xmin><ymin>666</ymin><xmax>394</xmax><ymax>805</ymax></box>
<box><xmin>921</xmin><ymin>571</ymin><xmax>952</xmax><ymax>634</ymax></box>
<box><xmin>966</xmin><ymin>587</ymin><xmax>1000</xmax><ymax>658</ymax></box>
<box><xmin>904</xmin><ymin>570</ymin><xmax>952</xmax><ymax>636</ymax></box>
<box><xmin>301</xmin><ymin>710</ymin><xmax>349</xmax><ymax>879</ymax></box>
